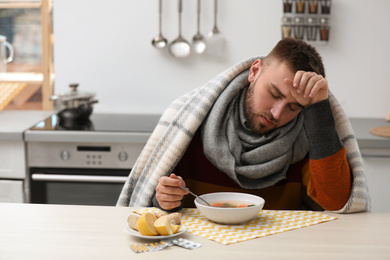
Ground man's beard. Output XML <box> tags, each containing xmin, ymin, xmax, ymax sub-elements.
<box><xmin>244</xmin><ymin>84</ymin><xmax>276</xmax><ymax>135</ymax></box>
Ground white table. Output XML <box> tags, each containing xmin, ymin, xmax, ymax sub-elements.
<box><xmin>0</xmin><ymin>203</ymin><xmax>389</xmax><ymax>260</ymax></box>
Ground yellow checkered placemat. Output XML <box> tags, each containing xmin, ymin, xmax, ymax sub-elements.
<box><xmin>135</xmin><ymin>208</ymin><xmax>337</xmax><ymax>245</ymax></box>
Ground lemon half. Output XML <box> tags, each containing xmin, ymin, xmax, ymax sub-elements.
<box><xmin>154</xmin><ymin>215</ymin><xmax>173</xmax><ymax>236</ymax></box>
<box><xmin>171</xmin><ymin>224</ymin><xmax>181</xmax><ymax>234</ymax></box>
<box><xmin>136</xmin><ymin>212</ymin><xmax>158</xmax><ymax>236</ymax></box>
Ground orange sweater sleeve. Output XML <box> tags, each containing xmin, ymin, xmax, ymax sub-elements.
<box><xmin>302</xmin><ymin>147</ymin><xmax>351</xmax><ymax>211</ymax></box>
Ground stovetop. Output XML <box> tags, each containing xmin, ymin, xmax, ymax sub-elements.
<box><xmin>25</xmin><ymin>113</ymin><xmax>161</xmax><ymax>143</ymax></box>
<box><xmin>29</xmin><ymin>113</ymin><xmax>161</xmax><ymax>132</ymax></box>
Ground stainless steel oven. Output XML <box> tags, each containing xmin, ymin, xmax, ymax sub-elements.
<box><xmin>29</xmin><ymin>167</ymin><xmax>129</xmax><ymax>206</ymax></box>
<box><xmin>25</xmin><ymin>113</ymin><xmax>159</xmax><ymax>206</ymax></box>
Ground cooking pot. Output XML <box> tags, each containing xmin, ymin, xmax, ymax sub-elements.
<box><xmin>50</xmin><ymin>83</ymin><xmax>98</xmax><ymax>121</ymax></box>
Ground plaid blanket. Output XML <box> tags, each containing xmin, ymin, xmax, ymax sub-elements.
<box><xmin>117</xmin><ymin>57</ymin><xmax>370</xmax><ymax>213</ymax></box>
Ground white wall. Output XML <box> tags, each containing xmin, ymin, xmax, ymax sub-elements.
<box><xmin>53</xmin><ymin>0</ymin><xmax>390</xmax><ymax>118</ymax></box>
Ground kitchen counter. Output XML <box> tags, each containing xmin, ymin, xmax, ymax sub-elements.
<box><xmin>0</xmin><ymin>203</ymin><xmax>389</xmax><ymax>259</ymax></box>
<box><xmin>349</xmin><ymin>117</ymin><xmax>390</xmax><ymax>149</ymax></box>
<box><xmin>0</xmin><ymin>110</ymin><xmax>52</xmax><ymax>141</ymax></box>
<box><xmin>1</xmin><ymin>111</ymin><xmax>389</xmax><ymax>147</ymax></box>
<box><xmin>20</xmin><ymin>114</ymin><xmax>390</xmax><ymax>147</ymax></box>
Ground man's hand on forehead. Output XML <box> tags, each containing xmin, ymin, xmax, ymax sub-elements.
<box><xmin>284</xmin><ymin>71</ymin><xmax>329</xmax><ymax>108</ymax></box>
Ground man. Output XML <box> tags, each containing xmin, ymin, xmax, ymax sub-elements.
<box><xmin>117</xmin><ymin>38</ymin><xmax>370</xmax><ymax>213</ymax></box>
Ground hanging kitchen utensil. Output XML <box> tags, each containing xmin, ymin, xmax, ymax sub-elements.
<box><xmin>152</xmin><ymin>0</ymin><xmax>168</xmax><ymax>49</ymax></box>
<box><xmin>50</xmin><ymin>83</ymin><xmax>98</xmax><ymax>122</ymax></box>
<box><xmin>192</xmin><ymin>0</ymin><xmax>206</xmax><ymax>54</ymax></box>
<box><xmin>206</xmin><ymin>0</ymin><xmax>225</xmax><ymax>56</ymax></box>
<box><xmin>168</xmin><ymin>0</ymin><xmax>191</xmax><ymax>58</ymax></box>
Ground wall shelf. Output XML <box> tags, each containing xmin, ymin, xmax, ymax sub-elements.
<box><xmin>0</xmin><ymin>72</ymin><xmax>44</xmax><ymax>84</ymax></box>
<box><xmin>0</xmin><ymin>0</ymin><xmax>53</xmax><ymax>110</ymax></box>
<box><xmin>0</xmin><ymin>3</ymin><xmax>41</xmax><ymax>9</ymax></box>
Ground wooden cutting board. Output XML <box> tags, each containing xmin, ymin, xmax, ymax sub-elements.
<box><xmin>370</xmin><ymin>125</ymin><xmax>390</xmax><ymax>138</ymax></box>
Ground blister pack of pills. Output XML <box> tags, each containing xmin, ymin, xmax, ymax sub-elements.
<box><xmin>129</xmin><ymin>241</ymin><xmax>168</xmax><ymax>253</ymax></box>
<box><xmin>129</xmin><ymin>238</ymin><xmax>201</xmax><ymax>253</ymax></box>
<box><xmin>169</xmin><ymin>238</ymin><xmax>202</xmax><ymax>250</ymax></box>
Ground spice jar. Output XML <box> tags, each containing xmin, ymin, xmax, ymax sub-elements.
<box><xmin>319</xmin><ymin>17</ymin><xmax>330</xmax><ymax>41</ymax></box>
<box><xmin>296</xmin><ymin>0</ymin><xmax>306</xmax><ymax>13</ymax></box>
<box><xmin>306</xmin><ymin>17</ymin><xmax>318</xmax><ymax>41</ymax></box>
<box><xmin>281</xmin><ymin>17</ymin><xmax>292</xmax><ymax>38</ymax></box>
<box><xmin>283</xmin><ymin>0</ymin><xmax>293</xmax><ymax>13</ymax></box>
<box><xmin>293</xmin><ymin>17</ymin><xmax>305</xmax><ymax>40</ymax></box>
<box><xmin>321</xmin><ymin>0</ymin><xmax>331</xmax><ymax>14</ymax></box>
<box><xmin>309</xmin><ymin>0</ymin><xmax>318</xmax><ymax>14</ymax></box>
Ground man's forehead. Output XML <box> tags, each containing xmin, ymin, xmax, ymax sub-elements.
<box><xmin>270</xmin><ymin>82</ymin><xmax>304</xmax><ymax>109</ymax></box>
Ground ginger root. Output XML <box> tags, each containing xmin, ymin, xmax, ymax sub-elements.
<box><xmin>167</xmin><ymin>212</ymin><xmax>182</xmax><ymax>225</ymax></box>
<box><xmin>127</xmin><ymin>214</ymin><xmax>140</xmax><ymax>231</ymax></box>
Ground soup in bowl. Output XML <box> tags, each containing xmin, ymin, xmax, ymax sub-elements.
<box><xmin>194</xmin><ymin>192</ymin><xmax>265</xmax><ymax>224</ymax></box>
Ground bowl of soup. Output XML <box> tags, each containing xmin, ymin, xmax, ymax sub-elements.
<box><xmin>194</xmin><ymin>192</ymin><xmax>265</xmax><ymax>225</ymax></box>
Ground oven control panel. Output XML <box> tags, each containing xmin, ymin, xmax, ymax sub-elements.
<box><xmin>27</xmin><ymin>142</ymin><xmax>145</xmax><ymax>169</ymax></box>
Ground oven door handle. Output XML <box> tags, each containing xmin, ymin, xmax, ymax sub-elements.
<box><xmin>31</xmin><ymin>173</ymin><xmax>128</xmax><ymax>183</ymax></box>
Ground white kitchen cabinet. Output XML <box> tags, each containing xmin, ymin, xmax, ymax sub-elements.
<box><xmin>349</xmin><ymin>118</ymin><xmax>390</xmax><ymax>212</ymax></box>
<box><xmin>0</xmin><ymin>140</ymin><xmax>26</xmax><ymax>179</ymax></box>
<box><xmin>0</xmin><ymin>111</ymin><xmax>53</xmax><ymax>203</ymax></box>
<box><xmin>361</xmin><ymin>148</ymin><xmax>390</xmax><ymax>212</ymax></box>
<box><xmin>0</xmin><ymin>180</ymin><xmax>24</xmax><ymax>203</ymax></box>
<box><xmin>0</xmin><ymin>140</ymin><xmax>26</xmax><ymax>203</ymax></box>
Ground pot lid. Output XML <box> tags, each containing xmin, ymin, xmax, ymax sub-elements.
<box><xmin>50</xmin><ymin>83</ymin><xmax>95</xmax><ymax>101</ymax></box>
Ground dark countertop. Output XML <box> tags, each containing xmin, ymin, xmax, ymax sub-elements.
<box><xmin>24</xmin><ymin>113</ymin><xmax>161</xmax><ymax>143</ymax></box>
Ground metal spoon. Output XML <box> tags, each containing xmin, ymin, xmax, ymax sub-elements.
<box><xmin>206</xmin><ymin>0</ymin><xmax>225</xmax><ymax>55</ymax></box>
<box><xmin>168</xmin><ymin>0</ymin><xmax>191</xmax><ymax>58</ymax></box>
<box><xmin>179</xmin><ymin>186</ymin><xmax>211</xmax><ymax>206</ymax></box>
<box><xmin>151</xmin><ymin>0</ymin><xmax>168</xmax><ymax>49</ymax></box>
<box><xmin>192</xmin><ymin>0</ymin><xmax>206</xmax><ymax>54</ymax></box>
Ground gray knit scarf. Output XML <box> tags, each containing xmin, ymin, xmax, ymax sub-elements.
<box><xmin>201</xmin><ymin>70</ymin><xmax>309</xmax><ymax>189</ymax></box>
<box><xmin>117</xmin><ymin>56</ymin><xmax>370</xmax><ymax>213</ymax></box>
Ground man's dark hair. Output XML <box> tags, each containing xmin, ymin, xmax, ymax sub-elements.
<box><xmin>263</xmin><ymin>37</ymin><xmax>326</xmax><ymax>77</ymax></box>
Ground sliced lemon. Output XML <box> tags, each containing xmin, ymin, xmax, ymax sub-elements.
<box><xmin>171</xmin><ymin>224</ymin><xmax>181</xmax><ymax>234</ymax></box>
<box><xmin>136</xmin><ymin>212</ymin><xmax>158</xmax><ymax>236</ymax></box>
<box><xmin>154</xmin><ymin>215</ymin><xmax>174</xmax><ymax>236</ymax></box>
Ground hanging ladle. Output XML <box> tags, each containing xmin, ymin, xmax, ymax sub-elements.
<box><xmin>192</xmin><ymin>0</ymin><xmax>206</xmax><ymax>54</ymax></box>
<box><xmin>168</xmin><ymin>0</ymin><xmax>191</xmax><ymax>58</ymax></box>
<box><xmin>151</xmin><ymin>0</ymin><xmax>168</xmax><ymax>49</ymax></box>
<box><xmin>206</xmin><ymin>0</ymin><xmax>225</xmax><ymax>55</ymax></box>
